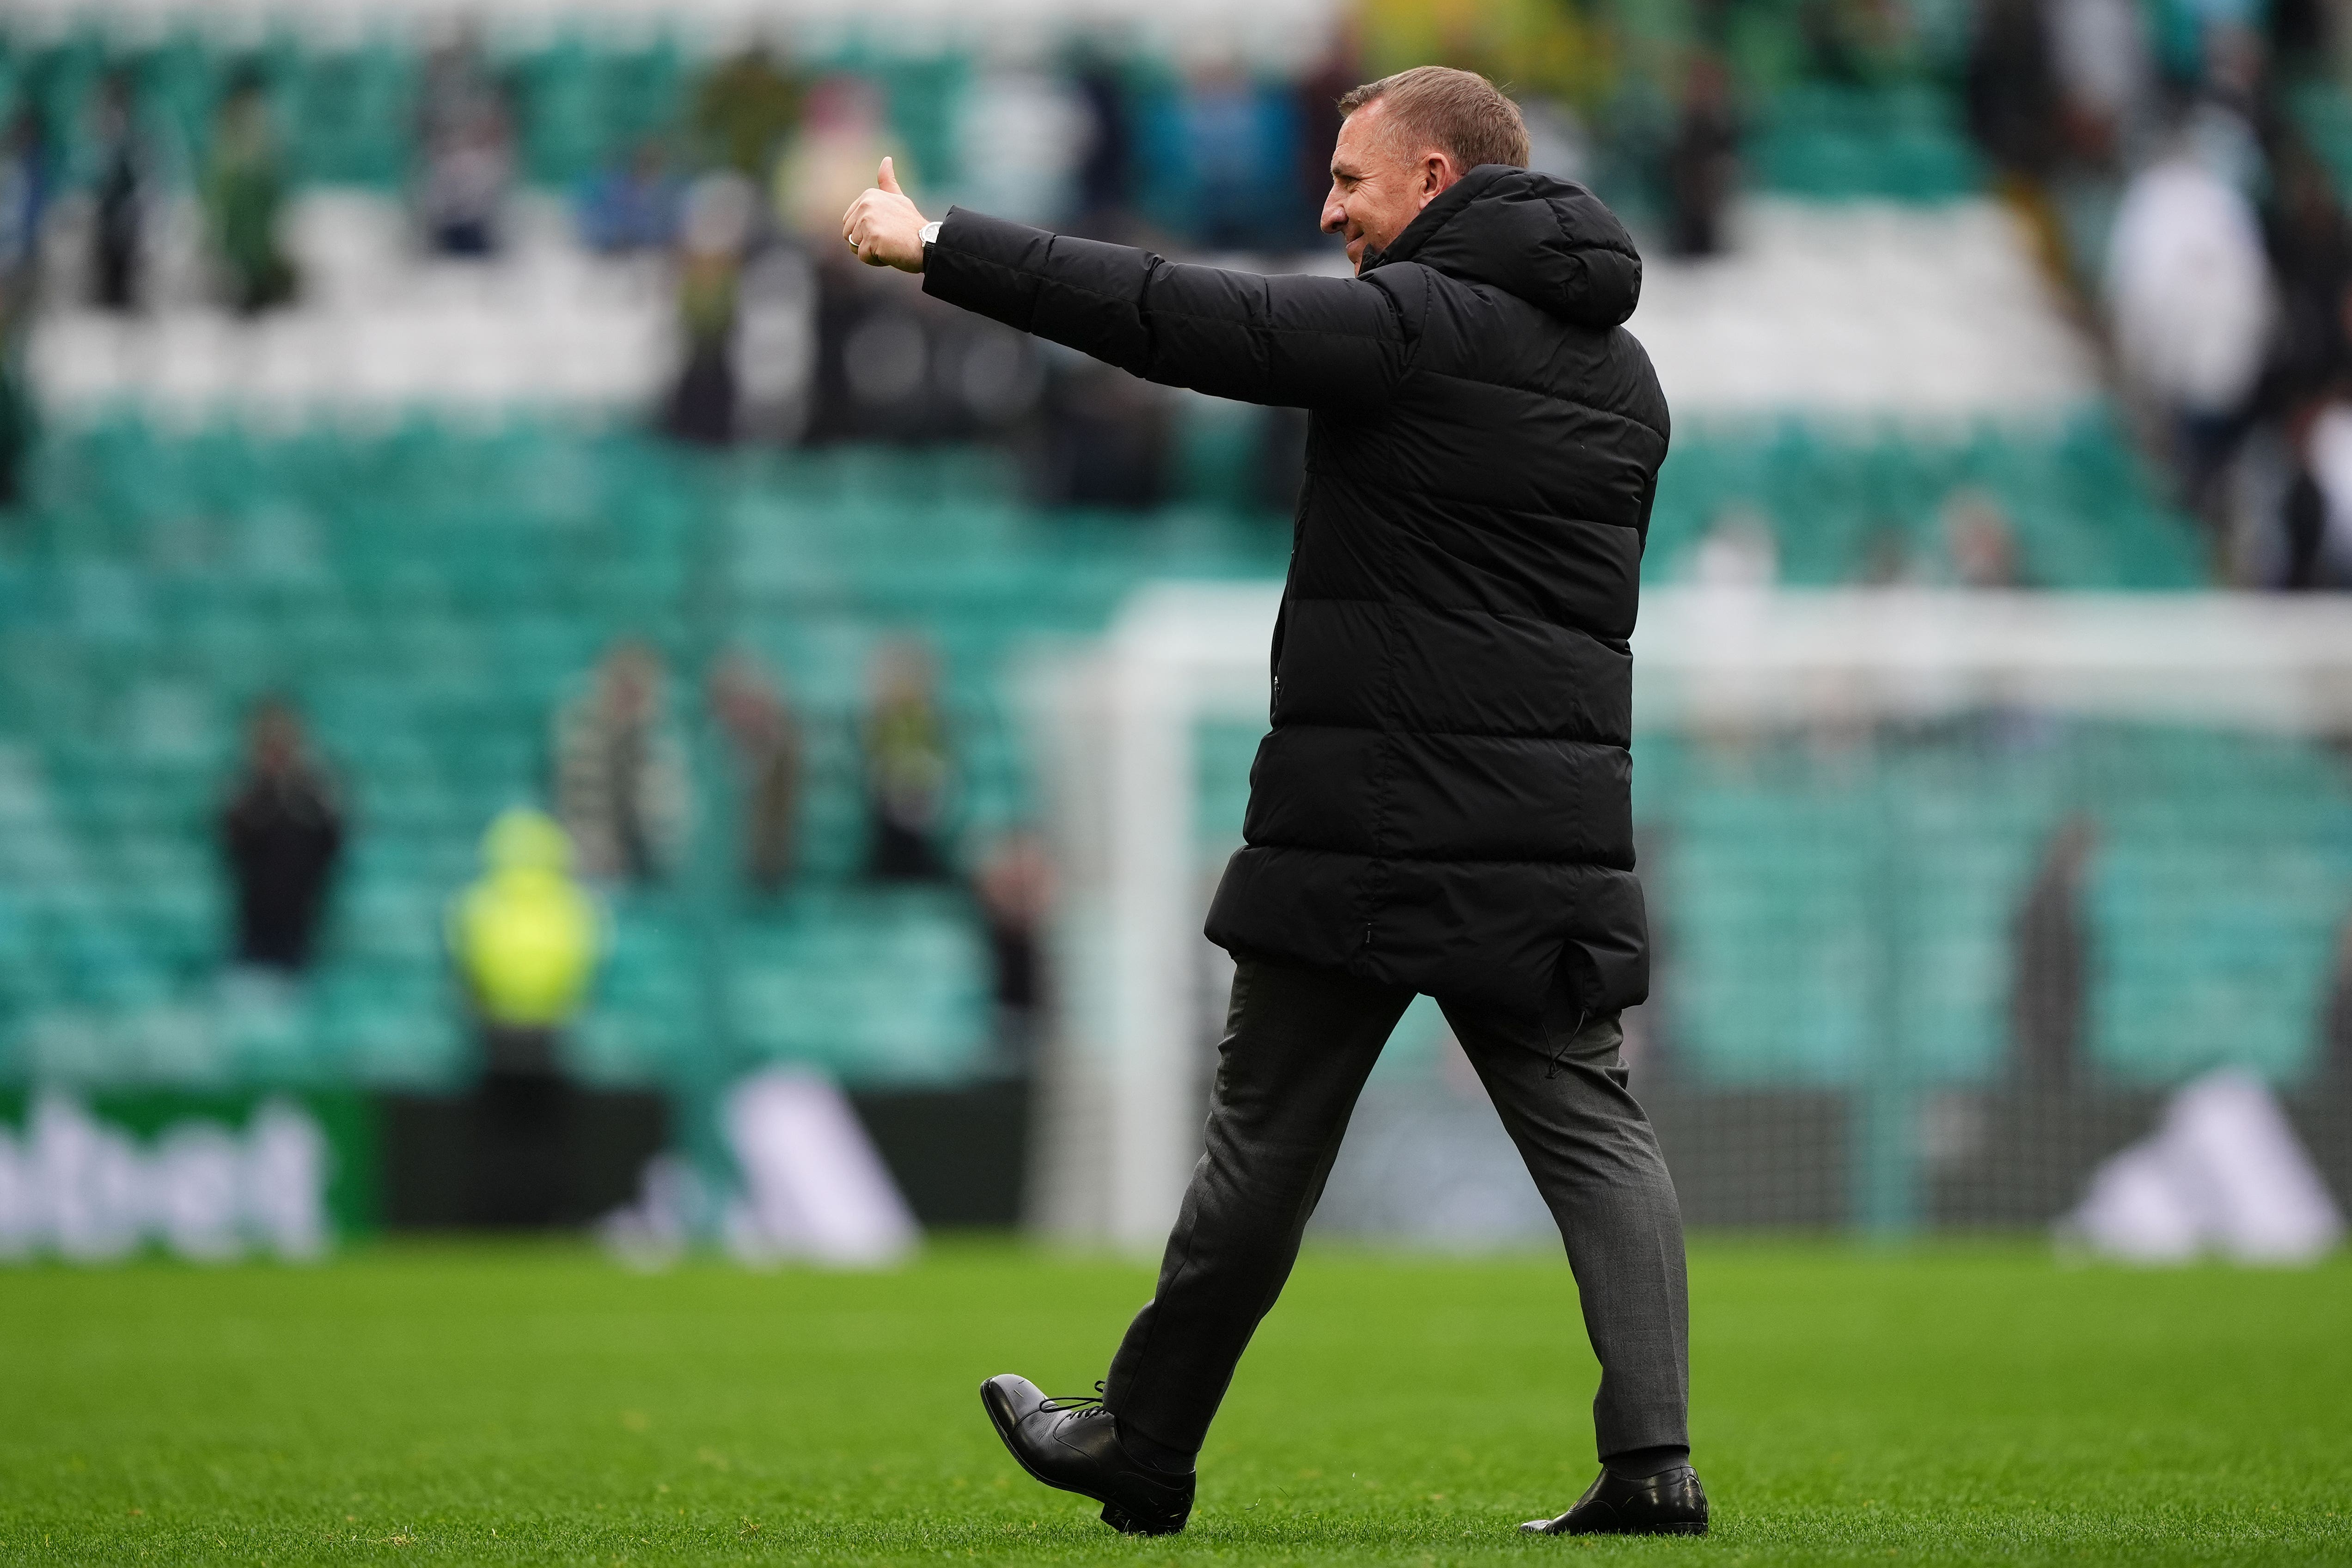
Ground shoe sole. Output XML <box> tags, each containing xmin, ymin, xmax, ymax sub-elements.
<box><xmin>978</xmin><ymin>1380</ymin><xmax>1183</xmax><ymax>1537</ymax></box>
<box><xmin>1525</xmin><ymin>1522</ymin><xmax>1710</xmax><ymax>1537</ymax></box>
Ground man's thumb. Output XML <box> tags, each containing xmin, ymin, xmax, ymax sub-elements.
<box><xmin>878</xmin><ymin>156</ymin><xmax>902</xmax><ymax>195</ymax></box>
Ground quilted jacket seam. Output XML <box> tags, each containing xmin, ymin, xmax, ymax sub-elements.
<box><xmin>1300</xmin><ymin>470</ymin><xmax>1650</xmax><ymax>534</ymax></box>
<box><xmin>1264</xmin><ymin>721</ymin><xmax>1629</xmax><ymax>747</ymax></box>
<box><xmin>1407</xmin><ymin>366</ymin><xmax>1668</xmax><ymax>441</ymax></box>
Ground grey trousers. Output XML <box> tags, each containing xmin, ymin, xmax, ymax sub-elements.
<box><xmin>1103</xmin><ymin>957</ymin><xmax>1690</xmax><ymax>1463</ymax></box>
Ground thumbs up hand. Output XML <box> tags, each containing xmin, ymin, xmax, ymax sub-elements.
<box><xmin>842</xmin><ymin>156</ymin><xmax>930</xmax><ymax>273</ymax></box>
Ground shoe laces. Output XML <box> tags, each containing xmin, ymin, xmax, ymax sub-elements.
<box><xmin>1041</xmin><ymin>1381</ymin><xmax>1113</xmax><ymax>1419</ymax></box>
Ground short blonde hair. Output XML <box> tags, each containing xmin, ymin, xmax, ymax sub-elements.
<box><xmin>1337</xmin><ymin>67</ymin><xmax>1531</xmax><ymax>172</ymax></box>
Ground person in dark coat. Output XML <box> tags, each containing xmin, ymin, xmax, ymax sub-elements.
<box><xmin>844</xmin><ymin>66</ymin><xmax>1696</xmax><ymax>1541</ymax></box>
<box><xmin>2010</xmin><ymin>814</ymin><xmax>2097</xmax><ymax>1089</ymax></box>
<box><xmin>859</xmin><ymin>639</ymin><xmax>954</xmax><ymax>882</ymax></box>
<box><xmin>1664</xmin><ymin>53</ymin><xmax>1739</xmax><ymax>258</ymax></box>
<box><xmin>90</xmin><ymin>70</ymin><xmax>148</xmax><ymax>312</ymax></box>
<box><xmin>220</xmin><ymin>700</ymin><xmax>344</xmax><ymax>972</ymax></box>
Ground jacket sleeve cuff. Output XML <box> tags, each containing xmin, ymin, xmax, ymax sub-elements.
<box><xmin>919</xmin><ymin>207</ymin><xmax>1053</xmax><ymax>328</ymax></box>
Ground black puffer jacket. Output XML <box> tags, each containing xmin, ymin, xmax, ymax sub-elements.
<box><xmin>924</xmin><ymin>165</ymin><xmax>1668</xmax><ymax>1022</ymax></box>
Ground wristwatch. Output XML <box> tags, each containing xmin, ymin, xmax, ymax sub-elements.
<box><xmin>919</xmin><ymin>220</ymin><xmax>941</xmax><ymax>249</ymax></box>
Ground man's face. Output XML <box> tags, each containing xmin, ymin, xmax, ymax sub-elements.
<box><xmin>1320</xmin><ymin>100</ymin><xmax>1463</xmax><ymax>274</ymax></box>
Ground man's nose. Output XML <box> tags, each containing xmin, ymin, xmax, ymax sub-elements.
<box><xmin>1320</xmin><ymin>188</ymin><xmax>1345</xmax><ymax>234</ymax></box>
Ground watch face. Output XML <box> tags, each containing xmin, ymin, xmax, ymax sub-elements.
<box><xmin>921</xmin><ymin>221</ymin><xmax>942</xmax><ymax>245</ymax></box>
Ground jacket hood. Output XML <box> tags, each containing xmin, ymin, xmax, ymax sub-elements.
<box><xmin>1365</xmin><ymin>165</ymin><xmax>1642</xmax><ymax>329</ymax></box>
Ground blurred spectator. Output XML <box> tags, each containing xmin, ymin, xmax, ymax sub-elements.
<box><xmin>1071</xmin><ymin>55</ymin><xmax>1139</xmax><ymax>238</ymax></box>
<box><xmin>694</xmin><ymin>45</ymin><xmax>801</xmax><ymax>181</ymax></box>
<box><xmin>415</xmin><ymin>31</ymin><xmax>515</xmax><ymax>257</ymax></box>
<box><xmin>220</xmin><ymin>699</ymin><xmax>344</xmax><ymax>974</ymax></box>
<box><xmin>2011</xmin><ymin>814</ymin><xmax>2098</xmax><ymax>1090</ymax></box>
<box><xmin>205</xmin><ymin>71</ymin><xmax>295</xmax><ymax>314</ymax></box>
<box><xmin>707</xmin><ymin>653</ymin><xmax>803</xmax><ymax>892</ymax></box>
<box><xmin>1178</xmin><ymin>65</ymin><xmax>1299</xmax><ymax>251</ymax></box>
<box><xmin>89</xmin><ymin>69</ymin><xmax>150</xmax><ymax>312</ymax></box>
<box><xmin>553</xmin><ymin>641</ymin><xmax>690</xmax><ymax>884</ymax></box>
<box><xmin>1939</xmin><ymin>490</ymin><xmax>2024</xmax><ymax>588</ymax></box>
<box><xmin>2105</xmin><ymin>133</ymin><xmax>2273</xmax><ymax>512</ymax></box>
<box><xmin>2321</xmin><ymin>913</ymin><xmax>2352</xmax><ymax>1086</ymax></box>
<box><xmin>2270</xmin><ymin>0</ymin><xmax>2334</xmax><ymax>67</ymax></box>
<box><xmin>662</xmin><ymin>172</ymin><xmax>756</xmax><ymax>446</ymax></box>
<box><xmin>2047</xmin><ymin>0</ymin><xmax>2156</xmax><ymax>170</ymax></box>
<box><xmin>811</xmin><ymin>272</ymin><xmax>929</xmax><ymax>443</ymax></box>
<box><xmin>734</xmin><ymin>243</ymin><xmax>821</xmax><ymax>444</ymax></box>
<box><xmin>0</xmin><ymin>108</ymin><xmax>47</xmax><ymax>512</ymax></box>
<box><xmin>2192</xmin><ymin>26</ymin><xmax>2269</xmax><ymax>198</ymax></box>
<box><xmin>2279</xmin><ymin>397</ymin><xmax>2352</xmax><ymax>589</ymax></box>
<box><xmin>777</xmin><ymin>75</ymin><xmax>901</xmax><ymax>246</ymax></box>
<box><xmin>1665</xmin><ymin>53</ymin><xmax>1740</xmax><ymax>259</ymax></box>
<box><xmin>2260</xmin><ymin>147</ymin><xmax>2351</xmax><ymax>405</ymax></box>
<box><xmin>974</xmin><ymin>830</ymin><xmax>1053</xmax><ymax>1070</ymax></box>
<box><xmin>862</xmin><ymin>640</ymin><xmax>953</xmax><ymax>882</ymax></box>
<box><xmin>446</xmin><ymin>808</ymin><xmax>603</xmax><ymax>1227</ymax></box>
<box><xmin>1967</xmin><ymin>0</ymin><xmax>2063</xmax><ymax>184</ymax></box>
<box><xmin>578</xmin><ymin>138</ymin><xmax>682</xmax><ymax>255</ymax></box>
<box><xmin>955</xmin><ymin>69</ymin><xmax>1091</xmax><ymax>229</ymax></box>
<box><xmin>0</xmin><ymin>110</ymin><xmax>45</xmax><ymax>288</ymax></box>
<box><xmin>0</xmin><ymin>339</ymin><xmax>30</xmax><ymax>512</ymax></box>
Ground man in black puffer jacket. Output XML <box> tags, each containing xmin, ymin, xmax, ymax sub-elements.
<box><xmin>845</xmin><ymin>66</ymin><xmax>1701</xmax><ymax>1541</ymax></box>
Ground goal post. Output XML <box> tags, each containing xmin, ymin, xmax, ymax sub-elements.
<box><xmin>1020</xmin><ymin>585</ymin><xmax>1283</xmax><ymax>1250</ymax></box>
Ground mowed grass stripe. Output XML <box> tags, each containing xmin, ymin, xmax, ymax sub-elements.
<box><xmin>1</xmin><ymin>1239</ymin><xmax>2346</xmax><ymax>1564</ymax></box>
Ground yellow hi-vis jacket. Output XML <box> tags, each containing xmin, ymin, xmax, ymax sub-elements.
<box><xmin>447</xmin><ymin>810</ymin><xmax>601</xmax><ymax>1029</ymax></box>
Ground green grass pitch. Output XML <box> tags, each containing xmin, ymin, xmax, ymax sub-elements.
<box><xmin>3</xmin><ymin>1239</ymin><xmax>2347</xmax><ymax>1564</ymax></box>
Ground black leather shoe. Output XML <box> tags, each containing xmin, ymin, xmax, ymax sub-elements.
<box><xmin>1521</xmin><ymin>1465</ymin><xmax>1708</xmax><ymax>1536</ymax></box>
<box><xmin>980</xmin><ymin>1373</ymin><xmax>1195</xmax><ymax>1536</ymax></box>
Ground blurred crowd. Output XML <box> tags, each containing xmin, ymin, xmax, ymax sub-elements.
<box><xmin>0</xmin><ymin>27</ymin><xmax>1376</xmax><ymax>512</ymax></box>
<box><xmin>1967</xmin><ymin>0</ymin><xmax>2352</xmax><ymax>586</ymax></box>
<box><xmin>7</xmin><ymin>3</ymin><xmax>2352</xmax><ymax>541</ymax></box>
<box><xmin>218</xmin><ymin>637</ymin><xmax>1049</xmax><ymax>1143</ymax></box>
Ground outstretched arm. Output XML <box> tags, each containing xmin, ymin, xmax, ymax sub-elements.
<box><xmin>841</xmin><ymin>162</ymin><xmax>1414</xmax><ymax>413</ymax></box>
